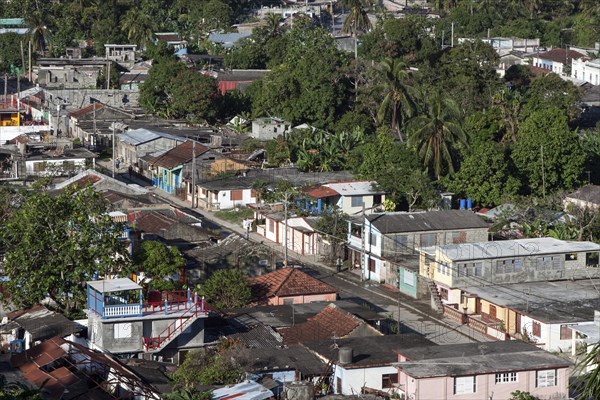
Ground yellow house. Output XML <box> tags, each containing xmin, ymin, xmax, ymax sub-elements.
<box><xmin>0</xmin><ymin>109</ymin><xmax>20</xmax><ymax>126</ymax></box>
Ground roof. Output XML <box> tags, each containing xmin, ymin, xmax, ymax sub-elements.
<box><xmin>325</xmin><ymin>181</ymin><xmax>383</xmax><ymax>196</ymax></box>
<box><xmin>154</xmin><ymin>32</ymin><xmax>183</xmax><ymax>42</ymax></box>
<box><xmin>118</xmin><ymin>128</ymin><xmax>184</xmax><ymax>146</ymax></box>
<box><xmin>305</xmin><ymin>334</ymin><xmax>436</xmax><ymax>369</ymax></box>
<box><xmin>87</xmin><ymin>277</ymin><xmax>141</xmax><ymax>293</ymax></box>
<box><xmin>208</xmin><ymin>32</ymin><xmax>251</xmax><ymax>48</ymax></box>
<box><xmin>67</xmin><ymin>102</ymin><xmax>103</xmax><ymax>119</ymax></box>
<box><xmin>278</xmin><ymin>304</ymin><xmax>378</xmax><ymax>344</ymax></box>
<box><xmin>367</xmin><ymin>210</ymin><xmax>489</xmax><ymax>234</ymax></box>
<box><xmin>462</xmin><ymin>279</ymin><xmax>600</xmax><ymax>324</ymax></box>
<box><xmin>429</xmin><ymin>237</ymin><xmax>600</xmax><ymax>262</ymax></box>
<box><xmin>536</xmin><ymin>48</ymin><xmax>585</xmax><ymax>64</ymax></box>
<box><xmin>3</xmin><ymin>305</ymin><xmax>82</xmax><ymax>341</ymax></box>
<box><xmin>396</xmin><ymin>341</ymin><xmax>572</xmax><ymax>378</ymax></box>
<box><xmin>149</xmin><ymin>140</ymin><xmax>209</xmax><ymax>169</ymax></box>
<box><xmin>305</xmin><ymin>185</ymin><xmax>341</xmax><ymax>199</ymax></box>
<box><xmin>565</xmin><ymin>185</ymin><xmax>600</xmax><ymax>205</ymax></box>
<box><xmin>252</xmin><ymin>268</ymin><xmax>337</xmax><ymax>300</ymax></box>
<box><xmin>212</xmin><ymin>381</ymin><xmax>273</xmax><ymax>400</ymax></box>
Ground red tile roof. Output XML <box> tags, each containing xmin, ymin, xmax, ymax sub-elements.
<box><xmin>67</xmin><ymin>102</ymin><xmax>103</xmax><ymax>119</ymax></box>
<box><xmin>149</xmin><ymin>140</ymin><xmax>209</xmax><ymax>170</ymax></box>
<box><xmin>252</xmin><ymin>268</ymin><xmax>337</xmax><ymax>300</ymax></box>
<box><xmin>537</xmin><ymin>48</ymin><xmax>584</xmax><ymax>64</ymax></box>
<box><xmin>304</xmin><ymin>185</ymin><xmax>339</xmax><ymax>199</ymax></box>
<box><xmin>278</xmin><ymin>304</ymin><xmax>363</xmax><ymax>344</ymax></box>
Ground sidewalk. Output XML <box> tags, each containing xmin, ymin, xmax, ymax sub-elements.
<box><xmin>99</xmin><ymin>165</ymin><xmax>492</xmax><ymax>343</ymax></box>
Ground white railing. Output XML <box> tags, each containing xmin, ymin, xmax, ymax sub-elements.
<box><xmin>104</xmin><ymin>304</ymin><xmax>142</xmax><ymax>317</ymax></box>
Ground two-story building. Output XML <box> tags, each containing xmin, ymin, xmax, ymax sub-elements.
<box><xmin>395</xmin><ymin>341</ymin><xmax>571</xmax><ymax>400</ymax></box>
<box><xmin>347</xmin><ymin>210</ymin><xmax>489</xmax><ymax>295</ymax></box>
<box><xmin>303</xmin><ymin>181</ymin><xmax>385</xmax><ymax>216</ymax></box>
<box><xmin>532</xmin><ymin>48</ymin><xmax>585</xmax><ymax>76</ymax></box>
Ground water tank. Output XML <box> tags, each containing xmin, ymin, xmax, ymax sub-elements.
<box><xmin>459</xmin><ymin>199</ymin><xmax>466</xmax><ymax>210</ymax></box>
<box><xmin>339</xmin><ymin>347</ymin><xmax>353</xmax><ymax>364</ymax></box>
<box><xmin>467</xmin><ymin>198</ymin><xmax>472</xmax><ymax>209</ymax></box>
<box><xmin>284</xmin><ymin>381</ymin><xmax>314</xmax><ymax>400</ymax></box>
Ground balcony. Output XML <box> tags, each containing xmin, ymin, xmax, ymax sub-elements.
<box><xmin>443</xmin><ymin>304</ymin><xmax>467</xmax><ymax>324</ymax></box>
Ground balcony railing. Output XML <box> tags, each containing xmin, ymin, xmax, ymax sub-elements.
<box><xmin>104</xmin><ymin>303</ymin><xmax>142</xmax><ymax>317</ymax></box>
<box><xmin>443</xmin><ymin>304</ymin><xmax>467</xmax><ymax>324</ymax></box>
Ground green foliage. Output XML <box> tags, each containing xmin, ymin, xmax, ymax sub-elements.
<box><xmin>214</xmin><ymin>208</ymin><xmax>254</xmax><ymax>224</ymax></box>
<box><xmin>315</xmin><ymin>208</ymin><xmax>349</xmax><ymax>262</ymax></box>
<box><xmin>510</xmin><ymin>390</ymin><xmax>539</xmax><ymax>400</ymax></box>
<box><xmin>199</xmin><ymin>269</ymin><xmax>251</xmax><ymax>309</ymax></box>
<box><xmin>0</xmin><ymin>375</ymin><xmax>42</xmax><ymax>400</ymax></box>
<box><xmin>167</xmin><ymin>388</ymin><xmax>213</xmax><ymax>400</ymax></box>
<box><xmin>512</xmin><ymin>107</ymin><xmax>584</xmax><ymax>197</ymax></box>
<box><xmin>0</xmin><ymin>33</ymin><xmax>23</xmax><ymax>73</ymax></box>
<box><xmin>0</xmin><ymin>185</ymin><xmax>131</xmax><ymax>314</ymax></box>
<box><xmin>172</xmin><ymin>344</ymin><xmax>243</xmax><ymax>387</ymax></box>
<box><xmin>521</xmin><ymin>74</ymin><xmax>582</xmax><ymax>124</ymax></box>
<box><xmin>133</xmin><ymin>240</ymin><xmax>184</xmax><ymax>291</ymax></box>
<box><xmin>201</xmin><ymin>0</ymin><xmax>233</xmax><ymax>31</ymax></box>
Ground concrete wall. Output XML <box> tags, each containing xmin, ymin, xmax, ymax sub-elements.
<box><xmin>46</xmin><ymin>88</ymin><xmax>140</xmax><ymax>109</ymax></box>
<box><xmin>335</xmin><ymin>365</ymin><xmax>398</xmax><ymax>395</ymax></box>
<box><xmin>403</xmin><ymin>368</ymin><xmax>570</xmax><ymax>400</ymax></box>
<box><xmin>269</xmin><ymin>293</ymin><xmax>337</xmax><ymax>305</ymax></box>
<box><xmin>215</xmin><ymin>188</ymin><xmax>256</xmax><ymax>210</ymax></box>
<box><xmin>118</xmin><ymin>137</ymin><xmax>182</xmax><ymax>166</ymax></box>
<box><xmin>25</xmin><ymin>158</ymin><xmax>88</xmax><ymax>176</ymax></box>
<box><xmin>380</xmin><ymin>228</ymin><xmax>488</xmax><ymax>258</ymax></box>
<box><xmin>91</xmin><ymin>316</ymin><xmax>144</xmax><ymax>353</ymax></box>
<box><xmin>572</xmin><ymin>58</ymin><xmax>600</xmax><ymax>84</ymax></box>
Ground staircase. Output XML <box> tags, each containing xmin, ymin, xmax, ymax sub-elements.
<box><xmin>142</xmin><ymin>299</ymin><xmax>208</xmax><ymax>353</ymax></box>
<box><xmin>425</xmin><ymin>278</ymin><xmax>444</xmax><ymax>313</ymax></box>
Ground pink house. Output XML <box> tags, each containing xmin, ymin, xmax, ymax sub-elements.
<box><xmin>395</xmin><ymin>341</ymin><xmax>571</xmax><ymax>400</ymax></box>
<box><xmin>251</xmin><ymin>268</ymin><xmax>337</xmax><ymax>306</ymax></box>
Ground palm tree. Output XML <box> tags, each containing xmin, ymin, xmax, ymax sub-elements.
<box><xmin>121</xmin><ymin>8</ymin><xmax>156</xmax><ymax>48</ymax></box>
<box><xmin>264</xmin><ymin>13</ymin><xmax>282</xmax><ymax>37</ymax></box>
<box><xmin>27</xmin><ymin>12</ymin><xmax>50</xmax><ymax>54</ymax></box>
<box><xmin>341</xmin><ymin>0</ymin><xmax>372</xmax><ymax>35</ymax></box>
<box><xmin>408</xmin><ymin>93</ymin><xmax>466</xmax><ymax>179</ymax></box>
<box><xmin>376</xmin><ymin>58</ymin><xmax>416</xmax><ymax>138</ymax></box>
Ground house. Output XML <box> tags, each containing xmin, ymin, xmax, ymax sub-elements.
<box><xmin>277</xmin><ymin>303</ymin><xmax>382</xmax><ymax>344</ymax></box>
<box><xmin>105</xmin><ymin>44</ymin><xmax>138</xmax><ymax>64</ymax></box>
<box><xmin>0</xmin><ymin>305</ymin><xmax>83</xmax><ymax>351</ymax></box>
<box><xmin>87</xmin><ymin>278</ymin><xmax>209</xmax><ymax>362</ymax></box>
<box><xmin>532</xmin><ymin>48</ymin><xmax>585</xmax><ymax>76</ymax></box>
<box><xmin>149</xmin><ymin>140</ymin><xmax>221</xmax><ymax>195</ymax></box>
<box><xmin>564</xmin><ymin>184</ymin><xmax>600</xmax><ymax>210</ymax></box>
<box><xmin>303</xmin><ymin>181</ymin><xmax>385</xmax><ymax>216</ymax></box>
<box><xmin>117</xmin><ymin>128</ymin><xmax>186</xmax><ymax>169</ymax></box>
<box><xmin>572</xmin><ymin>57</ymin><xmax>600</xmax><ymax>85</ymax></box>
<box><xmin>347</xmin><ymin>210</ymin><xmax>489</xmax><ymax>289</ymax></box>
<box><xmin>119</xmin><ymin>61</ymin><xmax>151</xmax><ymax>91</ymax></box>
<box><xmin>481</xmin><ymin>37</ymin><xmax>540</xmax><ymax>54</ymax></box>
<box><xmin>34</xmin><ymin>58</ymin><xmax>114</xmax><ymax>89</ymax></box>
<box><xmin>251</xmin><ymin>267</ymin><xmax>337</xmax><ymax>305</ymax></box>
<box><xmin>458</xmin><ymin>279</ymin><xmax>600</xmax><ymax>352</ymax></box>
<box><xmin>255</xmin><ymin>211</ymin><xmax>324</xmax><ymax>257</ymax></box>
<box><xmin>251</xmin><ymin>117</ymin><xmax>291</xmax><ymax>140</ymax></box>
<box><xmin>305</xmin><ymin>334</ymin><xmax>435</xmax><ymax>396</ymax></box>
<box><xmin>11</xmin><ymin>336</ymin><xmax>161</xmax><ymax>399</ymax></box>
<box><xmin>52</xmin><ymin>169</ymin><xmax>152</xmax><ymax>197</ymax></box>
<box><xmin>124</xmin><ymin>208</ymin><xmax>211</xmax><ymax>246</ymax></box>
<box><xmin>216</xmin><ymin>69</ymin><xmax>269</xmax><ymax>94</ymax></box>
<box><xmin>395</xmin><ymin>340</ymin><xmax>571</xmax><ymax>400</ymax></box>
<box><xmin>67</xmin><ymin>102</ymin><xmax>136</xmax><ymax>148</ymax></box>
<box><xmin>24</xmin><ymin>147</ymin><xmax>96</xmax><ymax>177</ymax></box>
<box><xmin>154</xmin><ymin>32</ymin><xmax>188</xmax><ymax>56</ymax></box>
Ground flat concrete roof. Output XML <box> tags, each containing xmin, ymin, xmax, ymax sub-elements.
<box><xmin>463</xmin><ymin>279</ymin><xmax>600</xmax><ymax>324</ymax></box>
<box><xmin>87</xmin><ymin>278</ymin><xmax>141</xmax><ymax>293</ymax></box>
<box><xmin>431</xmin><ymin>238</ymin><xmax>600</xmax><ymax>262</ymax></box>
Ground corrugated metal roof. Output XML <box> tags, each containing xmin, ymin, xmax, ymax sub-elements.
<box><xmin>325</xmin><ymin>181</ymin><xmax>383</xmax><ymax>196</ymax></box>
<box><xmin>87</xmin><ymin>277</ymin><xmax>141</xmax><ymax>293</ymax></box>
<box><xmin>118</xmin><ymin>128</ymin><xmax>185</xmax><ymax>146</ymax></box>
<box><xmin>367</xmin><ymin>210</ymin><xmax>489</xmax><ymax>234</ymax></box>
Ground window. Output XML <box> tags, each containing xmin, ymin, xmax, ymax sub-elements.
<box><xmin>439</xmin><ymin>287</ymin><xmax>449</xmax><ymax>301</ymax></box>
<box><xmin>393</xmin><ymin>235</ymin><xmax>408</xmax><ymax>251</ymax></box>
<box><xmin>565</xmin><ymin>253</ymin><xmax>578</xmax><ymax>261</ymax></box>
<box><xmin>495</xmin><ymin>259</ymin><xmax>522</xmax><ymax>274</ymax></box>
<box><xmin>351</xmin><ymin>196</ymin><xmax>363</xmax><ymax>207</ymax></box>
<box><xmin>457</xmin><ymin>262</ymin><xmax>483</xmax><ymax>277</ymax></box>
<box><xmin>33</xmin><ymin>162</ymin><xmax>46</xmax><ymax>172</ymax></box>
<box><xmin>420</xmin><ymin>233</ymin><xmax>437</xmax><ymax>247</ymax></box>
<box><xmin>114</xmin><ymin>323</ymin><xmax>132</xmax><ymax>339</ymax></box>
<box><xmin>368</xmin><ymin>258</ymin><xmax>376</xmax><ymax>272</ymax></box>
<box><xmin>454</xmin><ymin>376</ymin><xmax>476</xmax><ymax>394</ymax></box>
<box><xmin>370</xmin><ymin>233</ymin><xmax>378</xmax><ymax>247</ymax></box>
<box><xmin>532</xmin><ymin>321</ymin><xmax>541</xmax><ymax>338</ymax></box>
<box><xmin>536</xmin><ymin>256</ymin><xmax>561</xmax><ymax>269</ymax></box>
<box><xmin>452</xmin><ymin>231</ymin><xmax>467</xmax><ymax>244</ymax></box>
<box><xmin>268</xmin><ymin>220</ymin><xmax>275</xmax><ymax>233</ymax></box>
<box><xmin>336</xmin><ymin>377</ymin><xmax>342</xmax><ymax>394</ymax></box>
<box><xmin>437</xmin><ymin>263</ymin><xmax>449</xmax><ymax>276</ymax></box>
<box><xmin>230</xmin><ymin>190</ymin><xmax>243</xmax><ymax>201</ymax></box>
<box><xmin>495</xmin><ymin>372</ymin><xmax>517</xmax><ymax>384</ymax></box>
<box><xmin>403</xmin><ymin>270</ymin><xmax>415</xmax><ymax>286</ymax></box>
<box><xmin>382</xmin><ymin>373</ymin><xmax>398</xmax><ymax>389</ymax></box>
<box><xmin>560</xmin><ymin>325</ymin><xmax>572</xmax><ymax>340</ymax></box>
<box><xmin>536</xmin><ymin>369</ymin><xmax>556</xmax><ymax>388</ymax></box>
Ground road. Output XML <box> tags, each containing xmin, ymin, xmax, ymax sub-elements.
<box><xmin>107</xmin><ymin>168</ymin><xmax>493</xmax><ymax>345</ymax></box>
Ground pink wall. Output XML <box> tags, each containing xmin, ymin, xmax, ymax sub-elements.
<box><xmin>268</xmin><ymin>293</ymin><xmax>337</xmax><ymax>305</ymax></box>
<box><xmin>399</xmin><ymin>368</ymin><xmax>570</xmax><ymax>400</ymax></box>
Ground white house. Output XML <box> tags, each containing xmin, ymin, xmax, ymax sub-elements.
<box><xmin>572</xmin><ymin>57</ymin><xmax>600</xmax><ymax>85</ymax></box>
<box><xmin>532</xmin><ymin>48</ymin><xmax>585</xmax><ymax>76</ymax></box>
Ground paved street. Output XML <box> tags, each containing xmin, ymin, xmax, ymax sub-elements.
<box><xmin>97</xmin><ymin>163</ymin><xmax>493</xmax><ymax>345</ymax></box>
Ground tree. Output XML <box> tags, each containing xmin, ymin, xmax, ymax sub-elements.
<box><xmin>0</xmin><ymin>185</ymin><xmax>131</xmax><ymax>315</ymax></box>
<box><xmin>341</xmin><ymin>0</ymin><xmax>372</xmax><ymax>35</ymax></box>
<box><xmin>0</xmin><ymin>33</ymin><xmax>24</xmax><ymax>73</ymax></box>
<box><xmin>199</xmin><ymin>269</ymin><xmax>251</xmax><ymax>309</ymax></box>
<box><xmin>375</xmin><ymin>58</ymin><xmax>416</xmax><ymax>136</ymax></box>
<box><xmin>120</xmin><ymin>7</ymin><xmax>156</xmax><ymax>47</ymax></box>
<box><xmin>315</xmin><ymin>207</ymin><xmax>349</xmax><ymax>264</ymax></box>
<box><xmin>407</xmin><ymin>92</ymin><xmax>466</xmax><ymax>179</ymax></box>
<box><xmin>512</xmin><ymin>107</ymin><xmax>585</xmax><ymax>197</ymax></box>
<box><xmin>133</xmin><ymin>240</ymin><xmax>184</xmax><ymax>291</ymax></box>
<box><xmin>251</xmin><ymin>180</ymin><xmax>269</xmax><ymax>211</ymax></box>
<box><xmin>0</xmin><ymin>375</ymin><xmax>42</xmax><ymax>400</ymax></box>
<box><xmin>27</xmin><ymin>11</ymin><xmax>51</xmax><ymax>54</ymax></box>
<box><xmin>510</xmin><ymin>391</ymin><xmax>539</xmax><ymax>400</ymax></box>
<box><xmin>201</xmin><ymin>0</ymin><xmax>233</xmax><ymax>32</ymax></box>
<box><xmin>521</xmin><ymin>74</ymin><xmax>582</xmax><ymax>124</ymax></box>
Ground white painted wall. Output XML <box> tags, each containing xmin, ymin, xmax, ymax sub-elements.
<box><xmin>216</xmin><ymin>189</ymin><xmax>256</xmax><ymax>210</ymax></box>
<box><xmin>334</xmin><ymin>365</ymin><xmax>398</xmax><ymax>395</ymax></box>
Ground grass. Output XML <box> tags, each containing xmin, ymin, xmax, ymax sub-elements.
<box><xmin>214</xmin><ymin>208</ymin><xmax>254</xmax><ymax>224</ymax></box>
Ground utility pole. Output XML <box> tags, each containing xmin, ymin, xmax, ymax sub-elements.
<box><xmin>284</xmin><ymin>192</ymin><xmax>289</xmax><ymax>267</ymax></box>
<box><xmin>112</xmin><ymin>122</ymin><xmax>116</xmax><ymax>178</ymax></box>
<box><xmin>28</xmin><ymin>41</ymin><xmax>31</xmax><ymax>82</ymax></box>
<box><xmin>93</xmin><ymin>102</ymin><xmax>97</xmax><ymax>149</ymax></box>
<box><xmin>360</xmin><ymin>202</ymin><xmax>365</xmax><ymax>282</ymax></box>
<box><xmin>191</xmin><ymin>141</ymin><xmax>196</xmax><ymax>208</ymax></box>
<box><xmin>106</xmin><ymin>62</ymin><xmax>111</xmax><ymax>90</ymax></box>
<box><xmin>540</xmin><ymin>145</ymin><xmax>546</xmax><ymax>199</ymax></box>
